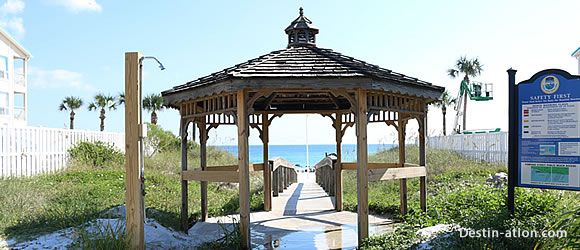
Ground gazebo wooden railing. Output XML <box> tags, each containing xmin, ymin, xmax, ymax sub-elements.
<box><xmin>316</xmin><ymin>156</ymin><xmax>427</xmax><ymax>211</ymax></box>
<box><xmin>180</xmin><ymin>156</ymin><xmax>298</xmax><ymax>226</ymax></box>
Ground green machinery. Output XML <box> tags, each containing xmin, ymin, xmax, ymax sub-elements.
<box><xmin>452</xmin><ymin>80</ymin><xmax>495</xmax><ymax>134</ymax></box>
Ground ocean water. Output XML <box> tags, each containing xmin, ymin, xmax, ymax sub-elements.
<box><xmin>215</xmin><ymin>144</ymin><xmax>394</xmax><ymax>167</ymax></box>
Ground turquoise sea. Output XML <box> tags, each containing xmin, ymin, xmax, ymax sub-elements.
<box><xmin>215</xmin><ymin>144</ymin><xmax>394</xmax><ymax>168</ymax></box>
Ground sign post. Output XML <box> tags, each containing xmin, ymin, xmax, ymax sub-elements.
<box><xmin>508</xmin><ymin>68</ymin><xmax>580</xmax><ymax>213</ymax></box>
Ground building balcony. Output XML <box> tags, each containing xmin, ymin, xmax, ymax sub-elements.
<box><xmin>14</xmin><ymin>74</ymin><xmax>25</xmax><ymax>87</ymax></box>
<box><xmin>14</xmin><ymin>106</ymin><xmax>25</xmax><ymax>120</ymax></box>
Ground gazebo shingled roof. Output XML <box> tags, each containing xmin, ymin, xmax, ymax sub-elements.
<box><xmin>162</xmin><ymin>46</ymin><xmax>443</xmax><ymax>107</ymax></box>
<box><xmin>161</xmin><ymin>8</ymin><xmax>444</xmax><ymax>249</ymax></box>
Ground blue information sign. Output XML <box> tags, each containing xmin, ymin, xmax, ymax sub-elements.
<box><xmin>517</xmin><ymin>69</ymin><xmax>580</xmax><ymax>191</ymax></box>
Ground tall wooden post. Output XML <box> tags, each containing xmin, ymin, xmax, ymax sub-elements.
<box><xmin>262</xmin><ymin>113</ymin><xmax>272</xmax><ymax>211</ymax></box>
<box><xmin>398</xmin><ymin>115</ymin><xmax>408</xmax><ymax>216</ymax></box>
<box><xmin>124</xmin><ymin>52</ymin><xmax>144</xmax><ymax>249</ymax></box>
<box><xmin>180</xmin><ymin>120</ymin><xmax>190</xmax><ymax>232</ymax></box>
<box><xmin>418</xmin><ymin>113</ymin><xmax>427</xmax><ymax>212</ymax></box>
<box><xmin>236</xmin><ymin>90</ymin><xmax>251</xmax><ymax>249</ymax></box>
<box><xmin>355</xmin><ymin>89</ymin><xmax>369</xmax><ymax>243</ymax></box>
<box><xmin>199</xmin><ymin>119</ymin><xmax>208</xmax><ymax>221</ymax></box>
<box><xmin>335</xmin><ymin>113</ymin><xmax>343</xmax><ymax>211</ymax></box>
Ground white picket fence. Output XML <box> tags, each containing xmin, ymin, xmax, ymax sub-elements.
<box><xmin>427</xmin><ymin>132</ymin><xmax>508</xmax><ymax>165</ymax></box>
<box><xmin>1</xmin><ymin>126</ymin><xmax>125</xmax><ymax>177</ymax></box>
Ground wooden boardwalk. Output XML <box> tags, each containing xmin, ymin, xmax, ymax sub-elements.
<box><xmin>189</xmin><ymin>172</ymin><xmax>396</xmax><ymax>249</ymax></box>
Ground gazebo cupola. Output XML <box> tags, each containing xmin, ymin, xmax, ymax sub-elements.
<box><xmin>285</xmin><ymin>7</ymin><xmax>318</xmax><ymax>47</ymax></box>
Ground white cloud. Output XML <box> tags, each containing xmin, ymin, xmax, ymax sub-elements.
<box><xmin>0</xmin><ymin>0</ymin><xmax>24</xmax><ymax>15</ymax></box>
<box><xmin>0</xmin><ymin>0</ymin><xmax>25</xmax><ymax>38</ymax></box>
<box><xmin>28</xmin><ymin>67</ymin><xmax>95</xmax><ymax>91</ymax></box>
<box><xmin>0</xmin><ymin>17</ymin><xmax>24</xmax><ymax>38</ymax></box>
<box><xmin>51</xmin><ymin>0</ymin><xmax>102</xmax><ymax>13</ymax></box>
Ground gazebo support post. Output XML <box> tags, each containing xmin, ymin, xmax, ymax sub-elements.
<box><xmin>124</xmin><ymin>52</ymin><xmax>145</xmax><ymax>249</ymax></box>
<box><xmin>398</xmin><ymin>115</ymin><xmax>408</xmax><ymax>216</ymax></box>
<box><xmin>355</xmin><ymin>88</ymin><xmax>369</xmax><ymax>243</ymax></box>
<box><xmin>180</xmin><ymin>119</ymin><xmax>189</xmax><ymax>232</ymax></box>
<box><xmin>237</xmin><ymin>90</ymin><xmax>251</xmax><ymax>249</ymax></box>
<box><xmin>418</xmin><ymin>113</ymin><xmax>427</xmax><ymax>212</ymax></box>
<box><xmin>335</xmin><ymin>113</ymin><xmax>343</xmax><ymax>211</ymax></box>
<box><xmin>200</xmin><ymin>119</ymin><xmax>208</xmax><ymax>221</ymax></box>
<box><xmin>262</xmin><ymin>113</ymin><xmax>272</xmax><ymax>211</ymax></box>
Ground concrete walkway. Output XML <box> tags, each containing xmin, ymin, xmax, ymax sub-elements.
<box><xmin>189</xmin><ymin>172</ymin><xmax>396</xmax><ymax>249</ymax></box>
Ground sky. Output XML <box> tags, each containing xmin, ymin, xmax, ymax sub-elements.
<box><xmin>2</xmin><ymin>0</ymin><xmax>580</xmax><ymax>145</ymax></box>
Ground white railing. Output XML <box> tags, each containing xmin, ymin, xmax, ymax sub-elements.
<box><xmin>14</xmin><ymin>74</ymin><xmax>25</xmax><ymax>86</ymax></box>
<box><xmin>427</xmin><ymin>132</ymin><xmax>508</xmax><ymax>165</ymax></box>
<box><xmin>0</xmin><ymin>126</ymin><xmax>125</xmax><ymax>177</ymax></box>
<box><xmin>13</xmin><ymin>107</ymin><xmax>25</xmax><ymax>120</ymax></box>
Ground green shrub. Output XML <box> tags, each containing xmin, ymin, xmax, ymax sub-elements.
<box><xmin>145</xmin><ymin>123</ymin><xmax>181</xmax><ymax>154</ymax></box>
<box><xmin>68</xmin><ymin>141</ymin><xmax>124</xmax><ymax>167</ymax></box>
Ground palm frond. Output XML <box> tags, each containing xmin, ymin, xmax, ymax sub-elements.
<box><xmin>449</xmin><ymin>56</ymin><xmax>483</xmax><ymax>81</ymax></box>
<box><xmin>60</xmin><ymin>96</ymin><xmax>83</xmax><ymax>111</ymax></box>
<box><xmin>117</xmin><ymin>92</ymin><xmax>125</xmax><ymax>105</ymax></box>
<box><xmin>143</xmin><ymin>93</ymin><xmax>165</xmax><ymax>112</ymax></box>
<box><xmin>447</xmin><ymin>69</ymin><xmax>458</xmax><ymax>78</ymax></box>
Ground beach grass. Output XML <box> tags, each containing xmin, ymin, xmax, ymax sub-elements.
<box><xmin>2</xmin><ymin>141</ymin><xmax>578</xmax><ymax>249</ymax></box>
<box><xmin>0</xmin><ymin>145</ymin><xmax>265</xmax><ymax>242</ymax></box>
<box><xmin>350</xmin><ymin>146</ymin><xmax>579</xmax><ymax>249</ymax></box>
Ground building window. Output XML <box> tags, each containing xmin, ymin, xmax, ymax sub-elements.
<box><xmin>0</xmin><ymin>92</ymin><xmax>8</xmax><ymax>115</ymax></box>
<box><xmin>14</xmin><ymin>93</ymin><xmax>24</xmax><ymax>120</ymax></box>
<box><xmin>0</xmin><ymin>56</ymin><xmax>7</xmax><ymax>80</ymax></box>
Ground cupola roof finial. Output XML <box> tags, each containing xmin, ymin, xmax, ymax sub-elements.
<box><xmin>285</xmin><ymin>7</ymin><xmax>319</xmax><ymax>47</ymax></box>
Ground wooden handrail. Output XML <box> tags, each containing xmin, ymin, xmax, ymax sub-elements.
<box><xmin>368</xmin><ymin>167</ymin><xmax>426</xmax><ymax>182</ymax></box>
<box><xmin>203</xmin><ymin>163</ymin><xmax>264</xmax><ymax>172</ymax></box>
<box><xmin>340</xmin><ymin>162</ymin><xmax>403</xmax><ymax>170</ymax></box>
<box><xmin>182</xmin><ymin>169</ymin><xmax>239</xmax><ymax>182</ymax></box>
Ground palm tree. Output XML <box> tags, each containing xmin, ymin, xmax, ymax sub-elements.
<box><xmin>88</xmin><ymin>94</ymin><xmax>117</xmax><ymax>131</ymax></box>
<box><xmin>142</xmin><ymin>93</ymin><xmax>165</xmax><ymax>124</ymax></box>
<box><xmin>59</xmin><ymin>96</ymin><xmax>83</xmax><ymax>129</ymax></box>
<box><xmin>447</xmin><ymin>56</ymin><xmax>483</xmax><ymax>131</ymax></box>
<box><xmin>432</xmin><ymin>90</ymin><xmax>456</xmax><ymax>135</ymax></box>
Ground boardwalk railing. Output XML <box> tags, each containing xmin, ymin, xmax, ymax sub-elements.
<box><xmin>315</xmin><ymin>156</ymin><xmax>335</xmax><ymax>196</ymax></box>
<box><xmin>427</xmin><ymin>131</ymin><xmax>508</xmax><ymax>165</ymax></box>
<box><xmin>271</xmin><ymin>157</ymin><xmax>298</xmax><ymax>197</ymax></box>
<box><xmin>1</xmin><ymin>126</ymin><xmax>125</xmax><ymax>177</ymax></box>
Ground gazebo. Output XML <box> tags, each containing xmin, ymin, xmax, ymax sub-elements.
<box><xmin>161</xmin><ymin>8</ymin><xmax>444</xmax><ymax>249</ymax></box>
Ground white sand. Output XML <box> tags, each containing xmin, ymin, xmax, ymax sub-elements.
<box><xmin>0</xmin><ymin>217</ymin><xmax>204</xmax><ymax>249</ymax></box>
